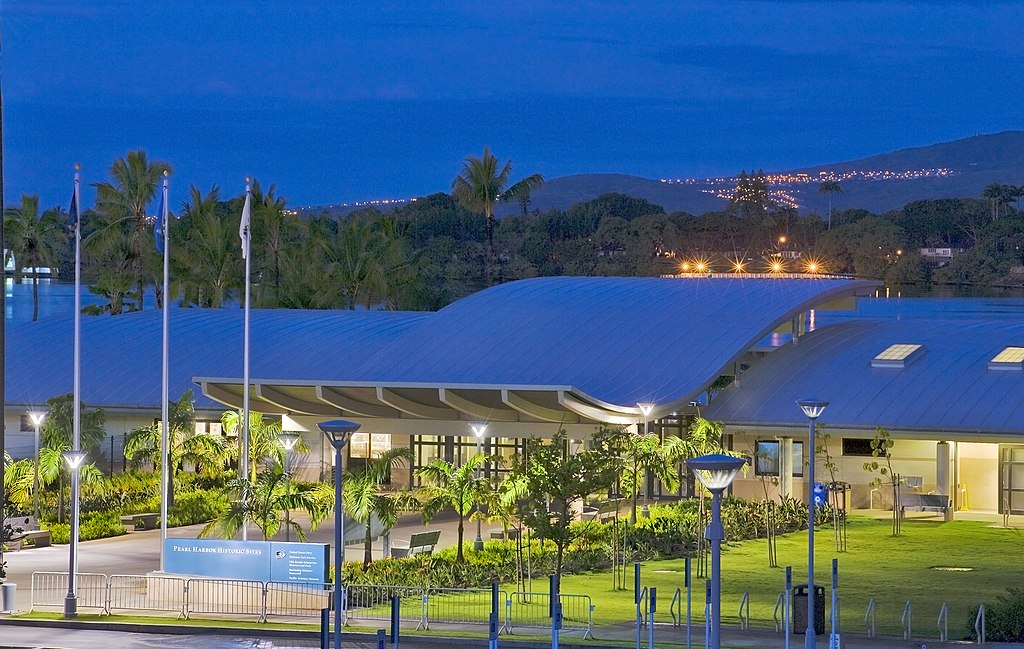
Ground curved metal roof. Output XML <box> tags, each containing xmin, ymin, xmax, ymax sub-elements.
<box><xmin>196</xmin><ymin>276</ymin><xmax>877</xmax><ymax>424</ymax></box>
<box><xmin>7</xmin><ymin>309</ymin><xmax>429</xmax><ymax>411</ymax></box>
<box><xmin>704</xmin><ymin>318</ymin><xmax>1024</xmax><ymax>436</ymax></box>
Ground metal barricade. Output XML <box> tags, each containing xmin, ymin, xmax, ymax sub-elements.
<box><xmin>507</xmin><ymin>592</ymin><xmax>594</xmax><ymax>638</ymax></box>
<box><xmin>343</xmin><ymin>584</ymin><xmax>424</xmax><ymax>628</ymax></box>
<box><xmin>425</xmin><ymin>587</ymin><xmax>507</xmax><ymax>632</ymax></box>
<box><xmin>265</xmin><ymin>581</ymin><xmax>332</xmax><ymax>621</ymax></box>
<box><xmin>30</xmin><ymin>571</ymin><xmax>107</xmax><ymax>613</ymax></box>
<box><xmin>107</xmin><ymin>574</ymin><xmax>186</xmax><ymax>617</ymax></box>
<box><xmin>185</xmin><ymin>578</ymin><xmax>265</xmax><ymax>620</ymax></box>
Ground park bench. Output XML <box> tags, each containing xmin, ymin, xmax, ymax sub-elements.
<box><xmin>3</xmin><ymin>515</ymin><xmax>52</xmax><ymax>550</ymax></box>
<box><xmin>898</xmin><ymin>493</ymin><xmax>951</xmax><ymax>517</ymax></box>
<box><xmin>389</xmin><ymin>530</ymin><xmax>441</xmax><ymax>559</ymax></box>
<box><xmin>120</xmin><ymin>512</ymin><xmax>160</xmax><ymax>533</ymax></box>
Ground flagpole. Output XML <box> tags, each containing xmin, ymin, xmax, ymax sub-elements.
<box><xmin>66</xmin><ymin>164</ymin><xmax>82</xmax><ymax>618</ymax></box>
<box><xmin>158</xmin><ymin>171</ymin><xmax>170</xmax><ymax>571</ymax></box>
<box><xmin>241</xmin><ymin>178</ymin><xmax>252</xmax><ymax>541</ymax></box>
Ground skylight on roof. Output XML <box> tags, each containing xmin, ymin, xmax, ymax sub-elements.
<box><xmin>871</xmin><ymin>343</ymin><xmax>924</xmax><ymax>368</ymax></box>
<box><xmin>989</xmin><ymin>346</ymin><xmax>1024</xmax><ymax>371</ymax></box>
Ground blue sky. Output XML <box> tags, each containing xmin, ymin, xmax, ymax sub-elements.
<box><xmin>4</xmin><ymin>1</ymin><xmax>1023</xmax><ymax>207</ymax></box>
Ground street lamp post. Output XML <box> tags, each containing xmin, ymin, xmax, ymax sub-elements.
<box><xmin>318</xmin><ymin>419</ymin><xmax>360</xmax><ymax>649</ymax></box>
<box><xmin>637</xmin><ymin>403</ymin><xmax>654</xmax><ymax>518</ymax></box>
<box><xmin>28</xmin><ymin>411</ymin><xmax>46</xmax><ymax>521</ymax></box>
<box><xmin>685</xmin><ymin>453</ymin><xmax>746</xmax><ymax>649</ymax></box>
<box><xmin>61</xmin><ymin>449</ymin><xmax>87</xmax><ymax>619</ymax></box>
<box><xmin>278</xmin><ymin>432</ymin><xmax>301</xmax><ymax>543</ymax></box>
<box><xmin>797</xmin><ymin>398</ymin><xmax>829</xmax><ymax>649</ymax></box>
<box><xmin>470</xmin><ymin>423</ymin><xmax>487</xmax><ymax>551</ymax></box>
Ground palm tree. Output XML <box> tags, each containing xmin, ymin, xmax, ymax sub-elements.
<box><xmin>250</xmin><ymin>181</ymin><xmax>299</xmax><ymax>307</ymax></box>
<box><xmin>416</xmin><ymin>455</ymin><xmax>490</xmax><ymax>562</ymax></box>
<box><xmin>200</xmin><ymin>463</ymin><xmax>333</xmax><ymax>541</ymax></box>
<box><xmin>620</xmin><ymin>433</ymin><xmax>680</xmax><ymax>523</ymax></box>
<box><xmin>818</xmin><ymin>180</ymin><xmax>842</xmax><ymax>230</ymax></box>
<box><xmin>221</xmin><ymin>410</ymin><xmax>308</xmax><ymax>482</ymax></box>
<box><xmin>4</xmin><ymin>195</ymin><xmax>65</xmax><ymax>320</ymax></box>
<box><xmin>342</xmin><ymin>447</ymin><xmax>416</xmax><ymax>567</ymax></box>
<box><xmin>124</xmin><ymin>390</ymin><xmax>230</xmax><ymax>506</ymax></box>
<box><xmin>451</xmin><ymin>148</ymin><xmax>544</xmax><ymax>284</ymax></box>
<box><xmin>90</xmin><ymin>150</ymin><xmax>172</xmax><ymax>311</ymax></box>
<box><xmin>174</xmin><ymin>186</ymin><xmax>241</xmax><ymax>308</ymax></box>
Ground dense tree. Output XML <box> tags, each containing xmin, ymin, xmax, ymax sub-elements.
<box><xmin>451</xmin><ymin>148</ymin><xmax>544</xmax><ymax>283</ymax></box>
<box><xmin>89</xmin><ymin>150</ymin><xmax>172</xmax><ymax>311</ymax></box>
<box><xmin>174</xmin><ymin>186</ymin><xmax>240</xmax><ymax>308</ymax></box>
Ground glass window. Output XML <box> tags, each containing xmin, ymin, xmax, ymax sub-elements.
<box><xmin>754</xmin><ymin>440</ymin><xmax>803</xmax><ymax>477</ymax></box>
<box><xmin>349</xmin><ymin>432</ymin><xmax>391</xmax><ymax>459</ymax></box>
<box><xmin>842</xmin><ymin>438</ymin><xmax>875</xmax><ymax>456</ymax></box>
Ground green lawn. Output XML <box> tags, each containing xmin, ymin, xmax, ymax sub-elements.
<box><xmin>555</xmin><ymin>516</ymin><xmax>1022</xmax><ymax>639</ymax></box>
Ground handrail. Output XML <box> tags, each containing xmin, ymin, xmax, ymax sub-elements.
<box><xmin>975</xmin><ymin>604</ymin><xmax>986</xmax><ymax>645</ymax></box>
<box><xmin>670</xmin><ymin>587</ymin><xmax>682</xmax><ymax>628</ymax></box>
<box><xmin>773</xmin><ymin>592</ymin><xmax>785</xmax><ymax>632</ymax></box>
<box><xmin>738</xmin><ymin>592</ymin><xmax>750</xmax><ymax>630</ymax></box>
<box><xmin>902</xmin><ymin>600</ymin><xmax>912</xmax><ymax>640</ymax></box>
<box><xmin>638</xmin><ymin>586</ymin><xmax>648</xmax><ymax>627</ymax></box>
<box><xmin>864</xmin><ymin>598</ymin><xmax>876</xmax><ymax>638</ymax></box>
<box><xmin>937</xmin><ymin>602</ymin><xmax>948</xmax><ymax>642</ymax></box>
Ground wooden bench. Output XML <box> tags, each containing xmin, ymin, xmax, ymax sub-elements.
<box><xmin>120</xmin><ymin>512</ymin><xmax>160</xmax><ymax>533</ymax></box>
<box><xmin>899</xmin><ymin>493</ymin><xmax>951</xmax><ymax>517</ymax></box>
<box><xmin>3</xmin><ymin>515</ymin><xmax>52</xmax><ymax>550</ymax></box>
<box><xmin>390</xmin><ymin>530</ymin><xmax>441</xmax><ymax>558</ymax></box>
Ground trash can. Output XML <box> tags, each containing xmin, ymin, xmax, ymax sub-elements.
<box><xmin>792</xmin><ymin>584</ymin><xmax>825</xmax><ymax>635</ymax></box>
<box><xmin>1</xmin><ymin>582</ymin><xmax>16</xmax><ymax>613</ymax></box>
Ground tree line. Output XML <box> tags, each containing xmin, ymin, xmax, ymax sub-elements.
<box><xmin>6</xmin><ymin>151</ymin><xmax>1024</xmax><ymax>323</ymax></box>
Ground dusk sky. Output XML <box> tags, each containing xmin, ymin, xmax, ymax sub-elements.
<box><xmin>4</xmin><ymin>1</ymin><xmax>1023</xmax><ymax>208</ymax></box>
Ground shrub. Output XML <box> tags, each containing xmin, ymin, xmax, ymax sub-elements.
<box><xmin>168</xmin><ymin>489</ymin><xmax>229</xmax><ymax>527</ymax></box>
<box><xmin>967</xmin><ymin>588</ymin><xmax>1024</xmax><ymax>642</ymax></box>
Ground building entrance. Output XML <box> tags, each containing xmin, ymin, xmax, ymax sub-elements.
<box><xmin>999</xmin><ymin>445</ymin><xmax>1024</xmax><ymax>515</ymax></box>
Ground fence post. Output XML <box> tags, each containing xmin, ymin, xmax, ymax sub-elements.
<box><xmin>376</xmin><ymin>629</ymin><xmax>386</xmax><ymax>649</ymax></box>
<box><xmin>420</xmin><ymin>589</ymin><xmax>428</xmax><ymax>630</ymax></box>
<box><xmin>635</xmin><ymin>562</ymin><xmax>642</xmax><ymax>649</ymax></box>
<box><xmin>686</xmin><ymin>556</ymin><xmax>692</xmax><ymax>649</ymax></box>
<box><xmin>505</xmin><ymin>595</ymin><xmax>513</xmax><ymax>635</ymax></box>
<box><xmin>260</xmin><ymin>581</ymin><xmax>268</xmax><ymax>623</ymax></box>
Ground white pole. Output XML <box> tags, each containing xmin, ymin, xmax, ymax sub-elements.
<box><xmin>66</xmin><ymin>165</ymin><xmax>82</xmax><ymax>618</ymax></box>
<box><xmin>241</xmin><ymin>179</ymin><xmax>252</xmax><ymax>541</ymax></box>
<box><xmin>159</xmin><ymin>173</ymin><xmax>170</xmax><ymax>571</ymax></box>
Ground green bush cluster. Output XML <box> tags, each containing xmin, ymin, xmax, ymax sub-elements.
<box><xmin>44</xmin><ymin>511</ymin><xmax>125</xmax><ymax>544</ymax></box>
<box><xmin>339</xmin><ymin>496</ymin><xmax>814</xmax><ymax>588</ymax></box>
<box><xmin>168</xmin><ymin>489</ymin><xmax>229</xmax><ymax>527</ymax></box>
<box><xmin>968</xmin><ymin>588</ymin><xmax>1024</xmax><ymax>642</ymax></box>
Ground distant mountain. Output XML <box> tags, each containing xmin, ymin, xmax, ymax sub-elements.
<box><xmin>305</xmin><ymin>131</ymin><xmax>1024</xmax><ymax>217</ymax></box>
<box><xmin>517</xmin><ymin>131</ymin><xmax>1024</xmax><ymax>216</ymax></box>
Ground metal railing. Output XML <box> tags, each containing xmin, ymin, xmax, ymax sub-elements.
<box><xmin>264</xmin><ymin>581</ymin><xmax>331</xmax><ymax>621</ymax></box>
<box><xmin>186</xmin><ymin>578</ymin><xmax>265</xmax><ymax>620</ymax></box>
<box><xmin>343</xmin><ymin>584</ymin><xmax>423</xmax><ymax>628</ymax></box>
<box><xmin>670</xmin><ymin>587</ymin><xmax>683</xmax><ymax>627</ymax></box>
<box><xmin>426</xmin><ymin>587</ymin><xmax>507</xmax><ymax>632</ymax></box>
<box><xmin>738</xmin><ymin>591</ymin><xmax>750</xmax><ymax>630</ymax></box>
<box><xmin>637</xmin><ymin>586</ymin><xmax>649</xmax><ymax>626</ymax></box>
<box><xmin>937</xmin><ymin>602</ymin><xmax>948</xmax><ymax>642</ymax></box>
<box><xmin>975</xmin><ymin>604</ymin><xmax>986</xmax><ymax>645</ymax></box>
<box><xmin>902</xmin><ymin>600</ymin><xmax>913</xmax><ymax>640</ymax></box>
<box><xmin>107</xmin><ymin>574</ymin><xmax>186</xmax><ymax>617</ymax></box>
<box><xmin>30</xmin><ymin>572</ymin><xmax>107</xmax><ymax>612</ymax></box>
<box><xmin>864</xmin><ymin>598</ymin><xmax>876</xmax><ymax>638</ymax></box>
<box><xmin>773</xmin><ymin>592</ymin><xmax>785</xmax><ymax>632</ymax></box>
<box><xmin>507</xmin><ymin>591</ymin><xmax>594</xmax><ymax>638</ymax></box>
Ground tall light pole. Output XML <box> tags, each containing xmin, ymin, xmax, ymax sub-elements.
<box><xmin>278</xmin><ymin>432</ymin><xmax>301</xmax><ymax>543</ymax></box>
<box><xmin>686</xmin><ymin>453</ymin><xmax>745</xmax><ymax>649</ymax></box>
<box><xmin>28</xmin><ymin>411</ymin><xmax>46</xmax><ymax>520</ymax></box>
<box><xmin>318</xmin><ymin>419</ymin><xmax>360</xmax><ymax>649</ymax></box>
<box><xmin>470</xmin><ymin>423</ymin><xmax>487</xmax><ymax>551</ymax></box>
<box><xmin>62</xmin><ymin>449</ymin><xmax>87</xmax><ymax>619</ymax></box>
<box><xmin>637</xmin><ymin>403</ymin><xmax>654</xmax><ymax>518</ymax></box>
<box><xmin>797</xmin><ymin>398</ymin><xmax>829</xmax><ymax>649</ymax></box>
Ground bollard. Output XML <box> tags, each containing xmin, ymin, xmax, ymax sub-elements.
<box><xmin>635</xmin><ymin>562</ymin><xmax>642</xmax><ymax>649</ymax></box>
<box><xmin>648</xmin><ymin>587</ymin><xmax>657</xmax><ymax>649</ymax></box>
<box><xmin>705</xmin><ymin>580</ymin><xmax>711</xmax><ymax>649</ymax></box>
<box><xmin>552</xmin><ymin>601</ymin><xmax>563</xmax><ymax>649</ymax></box>
<box><xmin>489</xmin><ymin>580</ymin><xmax>499</xmax><ymax>649</ymax></box>
<box><xmin>376</xmin><ymin>629</ymin><xmax>386</xmax><ymax>649</ymax></box>
<box><xmin>830</xmin><ymin>559</ymin><xmax>840</xmax><ymax>649</ymax></box>
<box><xmin>686</xmin><ymin>556</ymin><xmax>692</xmax><ymax>649</ymax></box>
<box><xmin>320</xmin><ymin>608</ymin><xmax>330</xmax><ymax>649</ymax></box>
<box><xmin>390</xmin><ymin>595</ymin><xmax>400</xmax><ymax>649</ymax></box>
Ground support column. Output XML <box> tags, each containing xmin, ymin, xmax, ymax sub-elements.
<box><xmin>779</xmin><ymin>437</ymin><xmax>794</xmax><ymax>499</ymax></box>
<box><xmin>936</xmin><ymin>441</ymin><xmax>951</xmax><ymax>521</ymax></box>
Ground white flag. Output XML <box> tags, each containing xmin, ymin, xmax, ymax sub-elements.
<box><xmin>239</xmin><ymin>186</ymin><xmax>251</xmax><ymax>259</ymax></box>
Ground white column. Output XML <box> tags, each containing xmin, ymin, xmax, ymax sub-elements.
<box><xmin>936</xmin><ymin>441</ymin><xmax>951</xmax><ymax>521</ymax></box>
<box><xmin>779</xmin><ymin>437</ymin><xmax>794</xmax><ymax>498</ymax></box>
